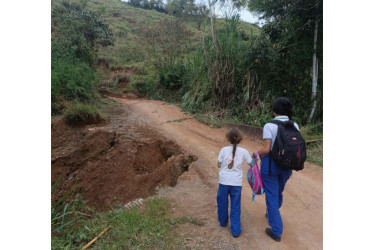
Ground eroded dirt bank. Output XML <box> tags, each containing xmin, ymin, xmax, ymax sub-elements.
<box><xmin>51</xmin><ymin>105</ymin><xmax>197</xmax><ymax>211</ymax></box>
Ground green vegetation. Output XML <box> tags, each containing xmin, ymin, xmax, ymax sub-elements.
<box><xmin>306</xmin><ymin>142</ymin><xmax>323</xmax><ymax>166</ymax></box>
<box><xmin>64</xmin><ymin>103</ymin><xmax>104</xmax><ymax>126</ymax></box>
<box><xmin>247</xmin><ymin>0</ymin><xmax>323</xmax><ymax>124</ymax></box>
<box><xmin>299</xmin><ymin>123</ymin><xmax>323</xmax><ymax>166</ymax></box>
<box><xmin>51</xmin><ymin>177</ymin><xmax>87</xmax><ymax>235</ymax></box>
<box><xmin>51</xmin><ymin>0</ymin><xmax>114</xmax><ymax>115</ymax></box>
<box><xmin>86</xmin><ymin>0</ymin><xmax>259</xmax><ymax>67</ymax></box>
<box><xmin>52</xmin><ymin>196</ymin><xmax>197</xmax><ymax>249</ymax></box>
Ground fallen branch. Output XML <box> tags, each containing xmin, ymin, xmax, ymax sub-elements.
<box><xmin>82</xmin><ymin>226</ymin><xmax>111</xmax><ymax>250</ymax></box>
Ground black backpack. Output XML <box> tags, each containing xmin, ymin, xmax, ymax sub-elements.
<box><xmin>269</xmin><ymin>120</ymin><xmax>307</xmax><ymax>174</ymax></box>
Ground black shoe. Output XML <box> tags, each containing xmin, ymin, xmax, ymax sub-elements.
<box><xmin>265</xmin><ymin>228</ymin><xmax>281</xmax><ymax>242</ymax></box>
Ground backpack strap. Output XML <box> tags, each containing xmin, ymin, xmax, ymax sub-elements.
<box><xmin>270</xmin><ymin>119</ymin><xmax>295</xmax><ymax>127</ymax></box>
<box><xmin>268</xmin><ymin>120</ymin><xmax>283</xmax><ymax>176</ymax></box>
<box><xmin>269</xmin><ymin>119</ymin><xmax>283</xmax><ymax>125</ymax></box>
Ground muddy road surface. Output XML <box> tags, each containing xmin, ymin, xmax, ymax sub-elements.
<box><xmin>110</xmin><ymin>97</ymin><xmax>323</xmax><ymax>250</ymax></box>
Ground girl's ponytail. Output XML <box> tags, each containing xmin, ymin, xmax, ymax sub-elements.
<box><xmin>226</xmin><ymin>128</ymin><xmax>243</xmax><ymax>169</ymax></box>
<box><xmin>228</xmin><ymin>143</ymin><xmax>237</xmax><ymax>169</ymax></box>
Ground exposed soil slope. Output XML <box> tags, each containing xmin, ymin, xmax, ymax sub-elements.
<box><xmin>51</xmin><ymin>105</ymin><xmax>197</xmax><ymax>211</ymax></box>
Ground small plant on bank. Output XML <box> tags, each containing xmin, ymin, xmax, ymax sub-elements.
<box><xmin>64</xmin><ymin>103</ymin><xmax>104</xmax><ymax>126</ymax></box>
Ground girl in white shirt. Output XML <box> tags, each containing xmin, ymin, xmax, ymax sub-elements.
<box><xmin>217</xmin><ymin>128</ymin><xmax>252</xmax><ymax>238</ymax></box>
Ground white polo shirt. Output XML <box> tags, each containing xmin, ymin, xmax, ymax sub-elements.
<box><xmin>218</xmin><ymin>145</ymin><xmax>252</xmax><ymax>186</ymax></box>
<box><xmin>263</xmin><ymin>116</ymin><xmax>299</xmax><ymax>149</ymax></box>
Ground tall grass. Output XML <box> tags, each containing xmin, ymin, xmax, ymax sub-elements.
<box><xmin>180</xmin><ymin>17</ymin><xmax>278</xmax><ymax>125</ymax></box>
<box><xmin>51</xmin><ymin>177</ymin><xmax>87</xmax><ymax>235</ymax></box>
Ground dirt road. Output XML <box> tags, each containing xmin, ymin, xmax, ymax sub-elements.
<box><xmin>113</xmin><ymin>97</ymin><xmax>323</xmax><ymax>250</ymax></box>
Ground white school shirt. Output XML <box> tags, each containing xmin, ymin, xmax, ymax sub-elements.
<box><xmin>263</xmin><ymin>116</ymin><xmax>299</xmax><ymax>149</ymax></box>
<box><xmin>217</xmin><ymin>145</ymin><xmax>252</xmax><ymax>186</ymax></box>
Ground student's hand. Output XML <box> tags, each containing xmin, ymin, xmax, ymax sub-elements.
<box><xmin>252</xmin><ymin>151</ymin><xmax>261</xmax><ymax>161</ymax></box>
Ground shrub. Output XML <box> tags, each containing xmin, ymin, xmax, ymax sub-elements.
<box><xmin>131</xmin><ymin>77</ymin><xmax>159</xmax><ymax>98</ymax></box>
<box><xmin>159</xmin><ymin>63</ymin><xmax>187</xmax><ymax>90</ymax></box>
<box><xmin>64</xmin><ymin>103</ymin><xmax>104</xmax><ymax>126</ymax></box>
<box><xmin>52</xmin><ymin>59</ymin><xmax>97</xmax><ymax>102</ymax></box>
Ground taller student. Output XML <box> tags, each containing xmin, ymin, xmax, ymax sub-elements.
<box><xmin>253</xmin><ymin>97</ymin><xmax>300</xmax><ymax>242</ymax></box>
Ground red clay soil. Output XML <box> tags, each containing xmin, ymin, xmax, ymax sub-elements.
<box><xmin>51</xmin><ymin>106</ymin><xmax>197</xmax><ymax>211</ymax></box>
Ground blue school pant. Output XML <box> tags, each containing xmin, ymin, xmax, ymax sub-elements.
<box><xmin>261</xmin><ymin>155</ymin><xmax>292</xmax><ymax>237</ymax></box>
<box><xmin>217</xmin><ymin>184</ymin><xmax>242</xmax><ymax>237</ymax></box>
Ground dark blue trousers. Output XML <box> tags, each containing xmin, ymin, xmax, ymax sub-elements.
<box><xmin>261</xmin><ymin>155</ymin><xmax>292</xmax><ymax>237</ymax></box>
<box><xmin>217</xmin><ymin>184</ymin><xmax>242</xmax><ymax>236</ymax></box>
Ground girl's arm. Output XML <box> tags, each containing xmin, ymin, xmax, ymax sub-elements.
<box><xmin>253</xmin><ymin>139</ymin><xmax>271</xmax><ymax>158</ymax></box>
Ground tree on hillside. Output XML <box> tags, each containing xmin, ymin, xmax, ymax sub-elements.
<box><xmin>247</xmin><ymin>0</ymin><xmax>323</xmax><ymax>123</ymax></box>
<box><xmin>165</xmin><ymin>0</ymin><xmax>199</xmax><ymax>16</ymax></box>
<box><xmin>194</xmin><ymin>3</ymin><xmax>210</xmax><ymax>29</ymax></box>
<box><xmin>128</xmin><ymin>0</ymin><xmax>142</xmax><ymax>8</ymax></box>
<box><xmin>149</xmin><ymin>0</ymin><xmax>166</xmax><ymax>12</ymax></box>
<box><xmin>165</xmin><ymin>0</ymin><xmax>209</xmax><ymax>29</ymax></box>
<box><xmin>128</xmin><ymin>0</ymin><xmax>166</xmax><ymax>12</ymax></box>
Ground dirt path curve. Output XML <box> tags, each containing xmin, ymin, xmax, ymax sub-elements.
<box><xmin>113</xmin><ymin>97</ymin><xmax>323</xmax><ymax>250</ymax></box>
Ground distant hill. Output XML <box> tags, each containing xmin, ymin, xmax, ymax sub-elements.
<box><xmin>86</xmin><ymin>0</ymin><xmax>260</xmax><ymax>68</ymax></box>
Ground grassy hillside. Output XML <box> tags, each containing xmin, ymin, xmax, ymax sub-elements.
<box><xmin>86</xmin><ymin>0</ymin><xmax>260</xmax><ymax>68</ymax></box>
